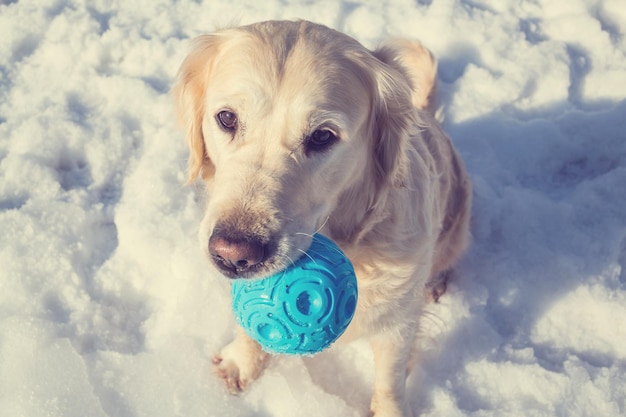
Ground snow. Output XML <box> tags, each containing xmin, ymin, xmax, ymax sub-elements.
<box><xmin>1</xmin><ymin>0</ymin><xmax>625</xmax><ymax>416</ymax></box>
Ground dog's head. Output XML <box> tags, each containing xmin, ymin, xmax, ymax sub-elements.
<box><xmin>173</xmin><ymin>20</ymin><xmax>430</xmax><ymax>279</ymax></box>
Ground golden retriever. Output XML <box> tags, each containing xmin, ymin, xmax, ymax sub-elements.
<box><xmin>173</xmin><ymin>20</ymin><xmax>471</xmax><ymax>417</ymax></box>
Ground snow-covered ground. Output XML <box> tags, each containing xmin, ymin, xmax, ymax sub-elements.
<box><xmin>1</xmin><ymin>0</ymin><xmax>626</xmax><ymax>416</ymax></box>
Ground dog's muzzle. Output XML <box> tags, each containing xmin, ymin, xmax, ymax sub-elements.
<box><xmin>208</xmin><ymin>229</ymin><xmax>274</xmax><ymax>278</ymax></box>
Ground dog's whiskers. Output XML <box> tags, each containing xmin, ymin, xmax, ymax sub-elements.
<box><xmin>315</xmin><ymin>215</ymin><xmax>330</xmax><ymax>235</ymax></box>
<box><xmin>284</xmin><ymin>254</ymin><xmax>297</xmax><ymax>269</ymax></box>
<box><xmin>294</xmin><ymin>215</ymin><xmax>330</xmax><ymax>239</ymax></box>
<box><xmin>296</xmin><ymin>248</ymin><xmax>319</xmax><ymax>266</ymax></box>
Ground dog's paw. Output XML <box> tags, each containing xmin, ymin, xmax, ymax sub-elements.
<box><xmin>369</xmin><ymin>406</ymin><xmax>414</xmax><ymax>417</ymax></box>
<box><xmin>370</xmin><ymin>393</ymin><xmax>414</xmax><ymax>417</ymax></box>
<box><xmin>212</xmin><ymin>333</ymin><xmax>269</xmax><ymax>394</ymax></box>
<box><xmin>212</xmin><ymin>354</ymin><xmax>245</xmax><ymax>394</ymax></box>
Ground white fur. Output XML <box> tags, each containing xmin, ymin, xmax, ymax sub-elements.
<box><xmin>173</xmin><ymin>20</ymin><xmax>471</xmax><ymax>417</ymax></box>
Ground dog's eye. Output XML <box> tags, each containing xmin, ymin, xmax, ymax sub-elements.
<box><xmin>216</xmin><ymin>110</ymin><xmax>238</xmax><ymax>131</ymax></box>
<box><xmin>306</xmin><ymin>129</ymin><xmax>338</xmax><ymax>153</ymax></box>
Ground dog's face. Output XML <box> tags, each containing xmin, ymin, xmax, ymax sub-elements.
<box><xmin>174</xmin><ymin>21</ymin><xmax>412</xmax><ymax>279</ymax></box>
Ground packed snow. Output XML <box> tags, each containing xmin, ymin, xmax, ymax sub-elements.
<box><xmin>1</xmin><ymin>0</ymin><xmax>625</xmax><ymax>416</ymax></box>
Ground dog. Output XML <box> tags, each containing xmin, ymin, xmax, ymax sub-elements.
<box><xmin>173</xmin><ymin>20</ymin><xmax>471</xmax><ymax>417</ymax></box>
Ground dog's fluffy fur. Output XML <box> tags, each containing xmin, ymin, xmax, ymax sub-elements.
<box><xmin>173</xmin><ymin>20</ymin><xmax>471</xmax><ymax>417</ymax></box>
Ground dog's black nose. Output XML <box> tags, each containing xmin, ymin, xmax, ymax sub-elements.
<box><xmin>208</xmin><ymin>232</ymin><xmax>267</xmax><ymax>277</ymax></box>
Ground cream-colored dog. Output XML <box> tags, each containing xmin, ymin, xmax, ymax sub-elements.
<box><xmin>173</xmin><ymin>20</ymin><xmax>471</xmax><ymax>417</ymax></box>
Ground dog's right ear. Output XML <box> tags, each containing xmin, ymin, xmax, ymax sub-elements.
<box><xmin>172</xmin><ymin>35</ymin><xmax>221</xmax><ymax>183</ymax></box>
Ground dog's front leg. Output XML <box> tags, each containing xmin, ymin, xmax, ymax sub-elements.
<box><xmin>212</xmin><ymin>326</ymin><xmax>270</xmax><ymax>394</ymax></box>
<box><xmin>369</xmin><ymin>331</ymin><xmax>416</xmax><ymax>417</ymax></box>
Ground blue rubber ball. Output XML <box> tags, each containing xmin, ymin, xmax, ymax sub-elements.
<box><xmin>231</xmin><ymin>234</ymin><xmax>358</xmax><ymax>355</ymax></box>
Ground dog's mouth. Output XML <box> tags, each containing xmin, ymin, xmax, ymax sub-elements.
<box><xmin>211</xmin><ymin>257</ymin><xmax>272</xmax><ymax>279</ymax></box>
<box><xmin>210</xmin><ymin>252</ymin><xmax>280</xmax><ymax>280</ymax></box>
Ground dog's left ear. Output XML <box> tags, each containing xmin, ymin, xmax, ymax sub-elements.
<box><xmin>373</xmin><ymin>39</ymin><xmax>438</xmax><ymax>114</ymax></box>
<box><xmin>363</xmin><ymin>40</ymin><xmax>438</xmax><ymax>189</ymax></box>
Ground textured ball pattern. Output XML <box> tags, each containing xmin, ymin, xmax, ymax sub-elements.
<box><xmin>231</xmin><ymin>234</ymin><xmax>358</xmax><ymax>355</ymax></box>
